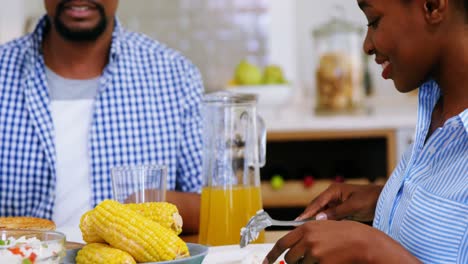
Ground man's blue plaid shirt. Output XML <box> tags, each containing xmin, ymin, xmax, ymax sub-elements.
<box><xmin>0</xmin><ymin>17</ymin><xmax>204</xmax><ymax>219</ymax></box>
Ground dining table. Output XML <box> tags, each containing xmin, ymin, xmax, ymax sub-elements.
<box><xmin>65</xmin><ymin>230</ymin><xmax>289</xmax><ymax>250</ymax></box>
<box><xmin>181</xmin><ymin>230</ymin><xmax>288</xmax><ymax>244</ymax></box>
<box><xmin>64</xmin><ymin>230</ymin><xmax>290</xmax><ymax>263</ymax></box>
<box><xmin>191</xmin><ymin>231</ymin><xmax>290</xmax><ymax>263</ymax></box>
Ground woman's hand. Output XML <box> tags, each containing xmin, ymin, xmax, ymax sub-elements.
<box><xmin>297</xmin><ymin>183</ymin><xmax>383</xmax><ymax>222</ymax></box>
<box><xmin>263</xmin><ymin>221</ymin><xmax>422</xmax><ymax>264</ymax></box>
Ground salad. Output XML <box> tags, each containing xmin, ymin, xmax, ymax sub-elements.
<box><xmin>0</xmin><ymin>236</ymin><xmax>64</xmax><ymax>264</ymax></box>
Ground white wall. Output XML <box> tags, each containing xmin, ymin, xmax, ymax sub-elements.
<box><xmin>23</xmin><ymin>1</ymin><xmax>45</xmax><ymax>33</ymax></box>
<box><xmin>0</xmin><ymin>1</ymin><xmax>25</xmax><ymax>44</ymax></box>
<box><xmin>268</xmin><ymin>0</ymin><xmax>297</xmax><ymax>89</ymax></box>
<box><xmin>0</xmin><ymin>0</ymin><xmax>44</xmax><ymax>43</ymax></box>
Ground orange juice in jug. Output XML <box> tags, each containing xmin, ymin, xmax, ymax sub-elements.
<box><xmin>200</xmin><ymin>92</ymin><xmax>266</xmax><ymax>246</ymax></box>
<box><xmin>199</xmin><ymin>185</ymin><xmax>265</xmax><ymax>246</ymax></box>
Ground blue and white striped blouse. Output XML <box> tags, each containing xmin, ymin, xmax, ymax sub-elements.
<box><xmin>374</xmin><ymin>80</ymin><xmax>468</xmax><ymax>263</ymax></box>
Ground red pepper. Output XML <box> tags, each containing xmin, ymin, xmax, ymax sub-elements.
<box><xmin>8</xmin><ymin>247</ymin><xmax>25</xmax><ymax>257</ymax></box>
<box><xmin>29</xmin><ymin>252</ymin><xmax>37</xmax><ymax>262</ymax></box>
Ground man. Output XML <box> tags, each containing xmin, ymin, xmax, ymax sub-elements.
<box><xmin>0</xmin><ymin>0</ymin><xmax>203</xmax><ymax>240</ymax></box>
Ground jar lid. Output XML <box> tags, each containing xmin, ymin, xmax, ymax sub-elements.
<box><xmin>312</xmin><ymin>18</ymin><xmax>363</xmax><ymax>38</ymax></box>
<box><xmin>203</xmin><ymin>91</ymin><xmax>258</xmax><ymax>104</ymax></box>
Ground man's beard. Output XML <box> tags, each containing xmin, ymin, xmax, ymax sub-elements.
<box><xmin>52</xmin><ymin>0</ymin><xmax>108</xmax><ymax>42</ymax></box>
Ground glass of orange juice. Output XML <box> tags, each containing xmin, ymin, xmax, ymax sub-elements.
<box><xmin>199</xmin><ymin>92</ymin><xmax>266</xmax><ymax>246</ymax></box>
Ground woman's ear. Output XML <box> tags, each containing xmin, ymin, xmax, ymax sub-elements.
<box><xmin>423</xmin><ymin>0</ymin><xmax>448</xmax><ymax>24</ymax></box>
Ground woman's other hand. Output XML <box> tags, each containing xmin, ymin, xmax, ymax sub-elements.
<box><xmin>263</xmin><ymin>221</ymin><xmax>422</xmax><ymax>264</ymax></box>
<box><xmin>297</xmin><ymin>183</ymin><xmax>383</xmax><ymax>222</ymax></box>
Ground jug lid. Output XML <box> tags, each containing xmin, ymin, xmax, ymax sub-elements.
<box><xmin>203</xmin><ymin>91</ymin><xmax>258</xmax><ymax>104</ymax></box>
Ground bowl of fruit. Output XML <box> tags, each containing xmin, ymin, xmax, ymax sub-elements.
<box><xmin>226</xmin><ymin>60</ymin><xmax>292</xmax><ymax>107</ymax></box>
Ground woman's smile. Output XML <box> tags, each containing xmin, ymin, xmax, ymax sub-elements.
<box><xmin>375</xmin><ymin>57</ymin><xmax>392</xmax><ymax>80</ymax></box>
<box><xmin>381</xmin><ymin>60</ymin><xmax>392</xmax><ymax>79</ymax></box>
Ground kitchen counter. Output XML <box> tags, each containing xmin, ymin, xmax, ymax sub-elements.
<box><xmin>259</xmin><ymin>96</ymin><xmax>418</xmax><ymax>132</ymax></box>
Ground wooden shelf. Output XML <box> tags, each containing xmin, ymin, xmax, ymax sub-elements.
<box><xmin>267</xmin><ymin>129</ymin><xmax>394</xmax><ymax>141</ymax></box>
<box><xmin>261</xmin><ymin>178</ymin><xmax>386</xmax><ymax>208</ymax></box>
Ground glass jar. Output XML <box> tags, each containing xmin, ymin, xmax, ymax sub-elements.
<box><xmin>312</xmin><ymin>14</ymin><xmax>365</xmax><ymax>114</ymax></box>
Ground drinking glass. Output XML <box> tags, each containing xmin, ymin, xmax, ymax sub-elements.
<box><xmin>111</xmin><ymin>164</ymin><xmax>167</xmax><ymax>203</ymax></box>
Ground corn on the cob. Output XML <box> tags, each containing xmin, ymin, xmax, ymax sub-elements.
<box><xmin>76</xmin><ymin>243</ymin><xmax>136</xmax><ymax>264</ymax></box>
<box><xmin>90</xmin><ymin>199</ymin><xmax>189</xmax><ymax>263</ymax></box>
<box><xmin>126</xmin><ymin>202</ymin><xmax>183</xmax><ymax>235</ymax></box>
<box><xmin>80</xmin><ymin>210</ymin><xmax>105</xmax><ymax>243</ymax></box>
<box><xmin>80</xmin><ymin>202</ymin><xmax>183</xmax><ymax>243</ymax></box>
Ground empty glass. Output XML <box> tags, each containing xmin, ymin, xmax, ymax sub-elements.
<box><xmin>111</xmin><ymin>164</ymin><xmax>167</xmax><ymax>203</ymax></box>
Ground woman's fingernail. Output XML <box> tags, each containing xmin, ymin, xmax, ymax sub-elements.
<box><xmin>295</xmin><ymin>216</ymin><xmax>302</xmax><ymax>221</ymax></box>
<box><xmin>316</xmin><ymin>213</ymin><xmax>327</xmax><ymax>221</ymax></box>
<box><xmin>262</xmin><ymin>258</ymin><xmax>269</xmax><ymax>264</ymax></box>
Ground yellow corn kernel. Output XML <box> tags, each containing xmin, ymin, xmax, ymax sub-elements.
<box><xmin>90</xmin><ymin>199</ymin><xmax>189</xmax><ymax>263</ymax></box>
<box><xmin>75</xmin><ymin>243</ymin><xmax>136</xmax><ymax>264</ymax></box>
<box><xmin>126</xmin><ymin>202</ymin><xmax>183</xmax><ymax>235</ymax></box>
<box><xmin>80</xmin><ymin>210</ymin><xmax>105</xmax><ymax>243</ymax></box>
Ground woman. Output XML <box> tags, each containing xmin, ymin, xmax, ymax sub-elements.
<box><xmin>264</xmin><ymin>0</ymin><xmax>467</xmax><ymax>263</ymax></box>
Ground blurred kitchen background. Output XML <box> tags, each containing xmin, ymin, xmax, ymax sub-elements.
<box><xmin>0</xmin><ymin>0</ymin><xmax>418</xmax><ymax>219</ymax></box>
<box><xmin>0</xmin><ymin>0</ymin><xmax>413</xmax><ymax>99</ymax></box>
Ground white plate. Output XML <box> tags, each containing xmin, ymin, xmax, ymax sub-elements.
<box><xmin>203</xmin><ymin>243</ymin><xmax>284</xmax><ymax>264</ymax></box>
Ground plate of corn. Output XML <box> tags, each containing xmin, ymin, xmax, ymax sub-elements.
<box><xmin>64</xmin><ymin>243</ymin><xmax>208</xmax><ymax>264</ymax></box>
<box><xmin>65</xmin><ymin>200</ymin><xmax>208</xmax><ymax>264</ymax></box>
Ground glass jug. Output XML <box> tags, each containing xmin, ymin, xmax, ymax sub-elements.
<box><xmin>198</xmin><ymin>92</ymin><xmax>266</xmax><ymax>246</ymax></box>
